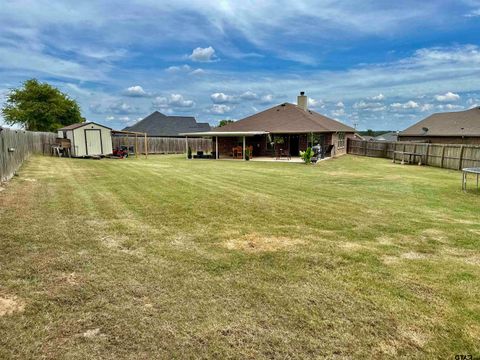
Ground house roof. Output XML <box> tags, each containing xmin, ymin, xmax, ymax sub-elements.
<box><xmin>212</xmin><ymin>103</ymin><xmax>355</xmax><ymax>134</ymax></box>
<box><xmin>124</xmin><ymin>111</ymin><xmax>210</xmax><ymax>136</ymax></box>
<box><xmin>374</xmin><ymin>131</ymin><xmax>398</xmax><ymax>142</ymax></box>
<box><xmin>58</xmin><ymin>122</ymin><xmax>112</xmax><ymax>131</ymax></box>
<box><xmin>400</xmin><ymin>107</ymin><xmax>480</xmax><ymax>137</ymax></box>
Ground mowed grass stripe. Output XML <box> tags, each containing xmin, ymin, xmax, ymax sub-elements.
<box><xmin>0</xmin><ymin>154</ymin><xmax>478</xmax><ymax>358</ymax></box>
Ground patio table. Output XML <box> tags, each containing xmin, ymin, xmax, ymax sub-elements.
<box><xmin>393</xmin><ymin>151</ymin><xmax>425</xmax><ymax>165</ymax></box>
<box><xmin>462</xmin><ymin>167</ymin><xmax>480</xmax><ymax>192</ymax></box>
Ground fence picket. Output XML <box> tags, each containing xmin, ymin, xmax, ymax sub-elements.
<box><xmin>347</xmin><ymin>138</ymin><xmax>480</xmax><ymax>171</ymax></box>
<box><xmin>0</xmin><ymin>128</ymin><xmax>57</xmax><ymax>182</ymax></box>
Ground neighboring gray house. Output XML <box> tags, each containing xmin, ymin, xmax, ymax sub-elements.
<box><xmin>124</xmin><ymin>111</ymin><xmax>210</xmax><ymax>137</ymax></box>
<box><xmin>398</xmin><ymin>107</ymin><xmax>480</xmax><ymax>144</ymax></box>
<box><xmin>373</xmin><ymin>131</ymin><xmax>398</xmax><ymax>142</ymax></box>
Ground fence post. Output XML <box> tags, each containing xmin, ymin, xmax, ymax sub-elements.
<box><xmin>458</xmin><ymin>145</ymin><xmax>465</xmax><ymax>170</ymax></box>
<box><xmin>440</xmin><ymin>145</ymin><xmax>446</xmax><ymax>168</ymax></box>
<box><xmin>425</xmin><ymin>144</ymin><xmax>430</xmax><ymax>165</ymax></box>
<box><xmin>364</xmin><ymin>141</ymin><xmax>367</xmax><ymax>156</ymax></box>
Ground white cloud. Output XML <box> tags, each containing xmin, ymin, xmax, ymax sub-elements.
<box><xmin>166</xmin><ymin>65</ymin><xmax>205</xmax><ymax>76</ymax></box>
<box><xmin>169</xmin><ymin>94</ymin><xmax>195</xmax><ymax>108</ymax></box>
<box><xmin>189</xmin><ymin>46</ymin><xmax>216</xmax><ymax>62</ymax></box>
<box><xmin>308</xmin><ymin>98</ymin><xmax>323</xmax><ymax>108</ymax></box>
<box><xmin>108</xmin><ymin>101</ymin><xmax>138</xmax><ymax>114</ymax></box>
<box><xmin>336</xmin><ymin>101</ymin><xmax>345</xmax><ymax>108</ymax></box>
<box><xmin>190</xmin><ymin>68</ymin><xmax>205</xmax><ymax>75</ymax></box>
<box><xmin>153</xmin><ymin>94</ymin><xmax>195</xmax><ymax>109</ymax></box>
<box><xmin>106</xmin><ymin>116</ymin><xmax>115</xmax><ymax>121</ymax></box>
<box><xmin>152</xmin><ymin>96</ymin><xmax>169</xmax><ymax>109</ymax></box>
<box><xmin>260</xmin><ymin>94</ymin><xmax>274</xmax><ymax>104</ymax></box>
<box><xmin>124</xmin><ymin>85</ymin><xmax>148</xmax><ymax>97</ymax></box>
<box><xmin>370</xmin><ymin>94</ymin><xmax>385</xmax><ymax>101</ymax></box>
<box><xmin>466</xmin><ymin>98</ymin><xmax>480</xmax><ymax>108</ymax></box>
<box><xmin>209</xmin><ymin>104</ymin><xmax>232</xmax><ymax>114</ymax></box>
<box><xmin>210</xmin><ymin>92</ymin><xmax>236</xmax><ymax>104</ymax></box>
<box><xmin>434</xmin><ymin>91</ymin><xmax>460</xmax><ymax>102</ymax></box>
<box><xmin>331</xmin><ymin>108</ymin><xmax>346</xmax><ymax>117</ymax></box>
<box><xmin>420</xmin><ymin>103</ymin><xmax>434</xmax><ymax>112</ymax></box>
<box><xmin>240</xmin><ymin>91</ymin><xmax>259</xmax><ymax>100</ymax></box>
<box><xmin>465</xmin><ymin>9</ymin><xmax>480</xmax><ymax>17</ymax></box>
<box><xmin>390</xmin><ymin>100</ymin><xmax>419</xmax><ymax>109</ymax></box>
<box><xmin>353</xmin><ymin>101</ymin><xmax>386</xmax><ymax>112</ymax></box>
<box><xmin>166</xmin><ymin>65</ymin><xmax>191</xmax><ymax>73</ymax></box>
<box><xmin>436</xmin><ymin>104</ymin><xmax>464</xmax><ymax>111</ymax></box>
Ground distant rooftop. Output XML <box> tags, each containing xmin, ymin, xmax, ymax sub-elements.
<box><xmin>400</xmin><ymin>107</ymin><xmax>480</xmax><ymax>137</ymax></box>
<box><xmin>124</xmin><ymin>111</ymin><xmax>210</xmax><ymax>137</ymax></box>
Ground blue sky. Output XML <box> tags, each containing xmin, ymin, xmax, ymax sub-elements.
<box><xmin>1</xmin><ymin>0</ymin><xmax>480</xmax><ymax>131</ymax></box>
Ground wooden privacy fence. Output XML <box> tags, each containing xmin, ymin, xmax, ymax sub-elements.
<box><xmin>347</xmin><ymin>139</ymin><xmax>480</xmax><ymax>170</ymax></box>
<box><xmin>0</xmin><ymin>128</ymin><xmax>57</xmax><ymax>182</ymax></box>
<box><xmin>112</xmin><ymin>136</ymin><xmax>212</xmax><ymax>154</ymax></box>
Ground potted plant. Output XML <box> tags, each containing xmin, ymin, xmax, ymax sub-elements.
<box><xmin>300</xmin><ymin>147</ymin><xmax>314</xmax><ymax>164</ymax></box>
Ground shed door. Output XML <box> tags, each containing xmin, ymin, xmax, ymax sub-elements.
<box><xmin>85</xmin><ymin>129</ymin><xmax>103</xmax><ymax>155</ymax></box>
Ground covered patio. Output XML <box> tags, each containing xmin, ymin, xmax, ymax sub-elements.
<box><xmin>180</xmin><ymin>131</ymin><xmax>269</xmax><ymax>160</ymax></box>
<box><xmin>180</xmin><ymin>131</ymin><xmax>337</xmax><ymax>162</ymax></box>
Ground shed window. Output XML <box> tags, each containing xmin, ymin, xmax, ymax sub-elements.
<box><xmin>337</xmin><ymin>132</ymin><xmax>345</xmax><ymax>149</ymax></box>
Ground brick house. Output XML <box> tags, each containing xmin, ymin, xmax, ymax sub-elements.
<box><xmin>182</xmin><ymin>92</ymin><xmax>355</xmax><ymax>159</ymax></box>
<box><xmin>398</xmin><ymin>107</ymin><xmax>480</xmax><ymax>144</ymax></box>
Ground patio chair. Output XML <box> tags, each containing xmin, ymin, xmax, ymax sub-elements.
<box><xmin>323</xmin><ymin>144</ymin><xmax>334</xmax><ymax>157</ymax></box>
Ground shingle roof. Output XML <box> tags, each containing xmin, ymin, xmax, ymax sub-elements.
<box><xmin>124</xmin><ymin>111</ymin><xmax>210</xmax><ymax>136</ymax></box>
<box><xmin>58</xmin><ymin>122</ymin><xmax>112</xmax><ymax>131</ymax></box>
<box><xmin>374</xmin><ymin>132</ymin><xmax>398</xmax><ymax>142</ymax></box>
<box><xmin>400</xmin><ymin>107</ymin><xmax>480</xmax><ymax>137</ymax></box>
<box><xmin>213</xmin><ymin>103</ymin><xmax>354</xmax><ymax>133</ymax></box>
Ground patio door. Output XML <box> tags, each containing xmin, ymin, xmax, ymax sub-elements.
<box><xmin>290</xmin><ymin>135</ymin><xmax>299</xmax><ymax>156</ymax></box>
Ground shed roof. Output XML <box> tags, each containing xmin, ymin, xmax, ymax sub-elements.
<box><xmin>123</xmin><ymin>111</ymin><xmax>210</xmax><ymax>136</ymax></box>
<box><xmin>58</xmin><ymin>122</ymin><xmax>112</xmax><ymax>131</ymax></box>
<box><xmin>400</xmin><ymin>107</ymin><xmax>480</xmax><ymax>137</ymax></box>
<box><xmin>212</xmin><ymin>103</ymin><xmax>354</xmax><ymax>134</ymax></box>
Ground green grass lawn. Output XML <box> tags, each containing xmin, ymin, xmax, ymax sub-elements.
<box><xmin>1</xmin><ymin>155</ymin><xmax>479</xmax><ymax>359</ymax></box>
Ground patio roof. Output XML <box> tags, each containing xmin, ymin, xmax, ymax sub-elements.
<box><xmin>179</xmin><ymin>131</ymin><xmax>269</xmax><ymax>137</ymax></box>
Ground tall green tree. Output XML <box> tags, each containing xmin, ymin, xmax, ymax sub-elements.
<box><xmin>1</xmin><ymin>79</ymin><xmax>85</xmax><ymax>132</ymax></box>
<box><xmin>218</xmin><ymin>119</ymin><xmax>234</xmax><ymax>127</ymax></box>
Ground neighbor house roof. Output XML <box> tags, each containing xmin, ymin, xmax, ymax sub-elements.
<box><xmin>211</xmin><ymin>103</ymin><xmax>355</xmax><ymax>134</ymax></box>
<box><xmin>400</xmin><ymin>107</ymin><xmax>480</xmax><ymax>137</ymax></box>
<box><xmin>374</xmin><ymin>131</ymin><xmax>398</xmax><ymax>142</ymax></box>
<box><xmin>58</xmin><ymin>122</ymin><xmax>112</xmax><ymax>131</ymax></box>
<box><xmin>124</xmin><ymin>111</ymin><xmax>210</xmax><ymax>136</ymax></box>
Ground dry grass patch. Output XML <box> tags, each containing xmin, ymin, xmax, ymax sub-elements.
<box><xmin>0</xmin><ymin>294</ymin><xmax>25</xmax><ymax>316</ymax></box>
<box><xmin>401</xmin><ymin>251</ymin><xmax>429</xmax><ymax>260</ymax></box>
<box><xmin>224</xmin><ymin>232</ymin><xmax>305</xmax><ymax>252</ymax></box>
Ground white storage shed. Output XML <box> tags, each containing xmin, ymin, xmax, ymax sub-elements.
<box><xmin>57</xmin><ymin>122</ymin><xmax>113</xmax><ymax>157</ymax></box>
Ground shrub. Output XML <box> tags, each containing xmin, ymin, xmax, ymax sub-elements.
<box><xmin>187</xmin><ymin>147</ymin><xmax>192</xmax><ymax>159</ymax></box>
<box><xmin>300</xmin><ymin>147</ymin><xmax>314</xmax><ymax>164</ymax></box>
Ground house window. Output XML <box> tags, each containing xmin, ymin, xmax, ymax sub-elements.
<box><xmin>337</xmin><ymin>132</ymin><xmax>345</xmax><ymax>149</ymax></box>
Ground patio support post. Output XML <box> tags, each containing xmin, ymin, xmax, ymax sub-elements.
<box><xmin>243</xmin><ymin>136</ymin><xmax>246</xmax><ymax>160</ymax></box>
<box><xmin>185</xmin><ymin>136</ymin><xmax>188</xmax><ymax>159</ymax></box>
<box><xmin>215</xmin><ymin>136</ymin><xmax>218</xmax><ymax>159</ymax></box>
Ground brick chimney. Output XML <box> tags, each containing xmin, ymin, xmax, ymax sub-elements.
<box><xmin>297</xmin><ymin>91</ymin><xmax>308</xmax><ymax>111</ymax></box>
